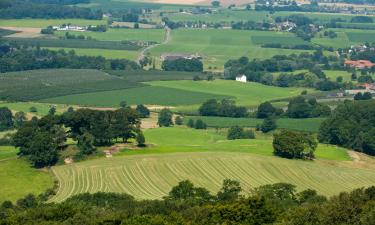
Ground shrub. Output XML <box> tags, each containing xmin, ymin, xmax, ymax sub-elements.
<box><xmin>227</xmin><ymin>126</ymin><xmax>255</xmax><ymax>140</ymax></box>
<box><xmin>273</xmin><ymin>130</ymin><xmax>317</xmax><ymax>159</ymax></box>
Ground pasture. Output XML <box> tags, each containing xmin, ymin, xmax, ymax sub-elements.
<box><xmin>0</xmin><ymin>102</ymin><xmax>68</xmax><ymax>116</ymax></box>
<box><xmin>0</xmin><ymin>146</ymin><xmax>54</xmax><ymax>202</ymax></box>
<box><xmin>148</xmin><ymin>29</ymin><xmax>313</xmax><ymax>70</ymax></box>
<box><xmin>50</xmin><ymin>149</ymin><xmax>374</xmax><ymax>202</ymax></box>
<box><xmin>41</xmin><ymin>86</ymin><xmax>229</xmax><ymax>107</ymax></box>
<box><xmin>147</xmin><ymin>80</ymin><xmax>310</xmax><ymax>106</ymax></box>
<box><xmin>0</xmin><ymin>19</ymin><xmax>106</xmax><ymax>28</ymax></box>
<box><xmin>46</xmin><ymin>47</ymin><xmax>139</xmax><ymax>60</ymax></box>
<box><xmin>183</xmin><ymin>116</ymin><xmax>325</xmax><ymax>132</ymax></box>
<box><xmin>54</xmin><ymin>28</ymin><xmax>165</xmax><ymax>43</ymax></box>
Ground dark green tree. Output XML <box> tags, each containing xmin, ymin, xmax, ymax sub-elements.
<box><xmin>158</xmin><ymin>108</ymin><xmax>173</xmax><ymax>127</ymax></box>
<box><xmin>77</xmin><ymin>132</ymin><xmax>96</xmax><ymax>155</ymax></box>
<box><xmin>187</xmin><ymin>118</ymin><xmax>195</xmax><ymax>128</ymax></box>
<box><xmin>0</xmin><ymin>107</ymin><xmax>13</xmax><ymax>131</ymax></box>
<box><xmin>174</xmin><ymin>116</ymin><xmax>183</xmax><ymax>125</ymax></box>
<box><xmin>273</xmin><ymin>130</ymin><xmax>317</xmax><ymax>159</ymax></box>
<box><xmin>14</xmin><ymin>111</ymin><xmax>26</xmax><ymax>128</ymax></box>
<box><xmin>136</xmin><ymin>104</ymin><xmax>150</xmax><ymax>118</ymax></box>
<box><xmin>261</xmin><ymin>117</ymin><xmax>277</xmax><ymax>133</ymax></box>
<box><xmin>28</xmin><ymin>132</ymin><xmax>58</xmax><ymax>168</ymax></box>
<box><xmin>217</xmin><ymin>179</ymin><xmax>242</xmax><ymax>202</ymax></box>
<box><xmin>194</xmin><ymin>119</ymin><xmax>207</xmax><ymax>129</ymax></box>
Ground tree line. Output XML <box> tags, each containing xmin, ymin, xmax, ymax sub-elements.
<box><xmin>319</xmin><ymin>99</ymin><xmax>375</xmax><ymax>156</ymax></box>
<box><xmin>0</xmin><ymin>42</ymin><xmax>140</xmax><ymax>73</ymax></box>
<box><xmin>12</xmin><ymin>107</ymin><xmax>143</xmax><ymax>168</ymax></box>
<box><xmin>1</xmin><ymin>179</ymin><xmax>374</xmax><ymax>225</ymax></box>
<box><xmin>162</xmin><ymin>58</ymin><xmax>203</xmax><ymax>72</ymax></box>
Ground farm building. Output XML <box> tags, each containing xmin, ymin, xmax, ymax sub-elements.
<box><xmin>161</xmin><ymin>53</ymin><xmax>201</xmax><ymax>61</ymax></box>
<box><xmin>345</xmin><ymin>83</ymin><xmax>375</xmax><ymax>95</ymax></box>
<box><xmin>236</xmin><ymin>74</ymin><xmax>247</xmax><ymax>83</ymax></box>
<box><xmin>344</xmin><ymin>60</ymin><xmax>375</xmax><ymax>69</ymax></box>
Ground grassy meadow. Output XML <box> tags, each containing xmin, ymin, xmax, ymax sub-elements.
<box><xmin>149</xmin><ymin>29</ymin><xmax>313</xmax><ymax>70</ymax></box>
<box><xmin>0</xmin><ymin>102</ymin><xmax>68</xmax><ymax>116</ymax></box>
<box><xmin>46</xmin><ymin>47</ymin><xmax>139</xmax><ymax>60</ymax></box>
<box><xmin>0</xmin><ymin>146</ymin><xmax>54</xmax><ymax>202</ymax></box>
<box><xmin>55</xmin><ymin>28</ymin><xmax>165</xmax><ymax>43</ymax></box>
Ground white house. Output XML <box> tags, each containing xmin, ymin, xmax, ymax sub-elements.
<box><xmin>236</xmin><ymin>74</ymin><xmax>247</xmax><ymax>83</ymax></box>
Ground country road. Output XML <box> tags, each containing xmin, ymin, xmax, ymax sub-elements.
<box><xmin>137</xmin><ymin>26</ymin><xmax>171</xmax><ymax>64</ymax></box>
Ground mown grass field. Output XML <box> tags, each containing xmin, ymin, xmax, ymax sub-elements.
<box><xmin>0</xmin><ymin>19</ymin><xmax>106</xmax><ymax>28</ymax></box>
<box><xmin>0</xmin><ymin>146</ymin><xmax>54</xmax><ymax>202</ymax></box>
<box><xmin>50</xmin><ymin>149</ymin><xmax>374</xmax><ymax>202</ymax></box>
<box><xmin>149</xmin><ymin>29</ymin><xmax>313</xmax><ymax>70</ymax></box>
<box><xmin>46</xmin><ymin>47</ymin><xmax>139</xmax><ymax>60</ymax></box>
<box><xmin>55</xmin><ymin>28</ymin><xmax>165</xmax><ymax>43</ymax></box>
<box><xmin>184</xmin><ymin>116</ymin><xmax>325</xmax><ymax>132</ymax></box>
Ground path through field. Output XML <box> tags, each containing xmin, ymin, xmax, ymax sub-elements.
<box><xmin>50</xmin><ymin>152</ymin><xmax>375</xmax><ymax>202</ymax></box>
<box><xmin>137</xmin><ymin>27</ymin><xmax>171</xmax><ymax>64</ymax></box>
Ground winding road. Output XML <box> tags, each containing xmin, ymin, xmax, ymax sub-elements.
<box><xmin>137</xmin><ymin>26</ymin><xmax>171</xmax><ymax>64</ymax></box>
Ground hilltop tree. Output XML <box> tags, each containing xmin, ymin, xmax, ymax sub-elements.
<box><xmin>158</xmin><ymin>108</ymin><xmax>173</xmax><ymax>127</ymax></box>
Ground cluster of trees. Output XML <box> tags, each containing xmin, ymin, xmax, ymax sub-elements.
<box><xmin>350</xmin><ymin>16</ymin><xmax>373</xmax><ymax>23</ymax></box>
<box><xmin>199</xmin><ymin>99</ymin><xmax>247</xmax><ymax>118</ymax></box>
<box><xmin>0</xmin><ymin>43</ymin><xmax>140</xmax><ymax>73</ymax></box>
<box><xmin>187</xmin><ymin>118</ymin><xmax>207</xmax><ymax>130</ymax></box>
<box><xmin>0</xmin><ymin>107</ymin><xmax>28</xmax><ymax>132</ymax></box>
<box><xmin>287</xmin><ymin>96</ymin><xmax>331</xmax><ymax>118</ymax></box>
<box><xmin>227</xmin><ymin>126</ymin><xmax>255</xmax><ymax>140</ymax></box>
<box><xmin>224</xmin><ymin>52</ymin><xmax>349</xmax><ymax>91</ymax></box>
<box><xmin>318</xmin><ymin>100</ymin><xmax>375</xmax><ymax>156</ymax></box>
<box><xmin>354</xmin><ymin>92</ymin><xmax>373</xmax><ymax>100</ymax></box>
<box><xmin>162</xmin><ymin>58</ymin><xmax>203</xmax><ymax>72</ymax></box>
<box><xmin>231</xmin><ymin>20</ymin><xmax>272</xmax><ymax>30</ymax></box>
<box><xmin>2</xmin><ymin>180</ymin><xmax>375</xmax><ymax>225</ymax></box>
<box><xmin>158</xmin><ymin>108</ymin><xmax>174</xmax><ymax>127</ymax></box>
<box><xmin>0</xmin><ymin>0</ymin><xmax>102</xmax><ymax>19</ymax></box>
<box><xmin>12</xmin><ymin>107</ymin><xmax>143</xmax><ymax>167</ymax></box>
<box><xmin>273</xmin><ymin>130</ymin><xmax>317</xmax><ymax>159</ymax></box>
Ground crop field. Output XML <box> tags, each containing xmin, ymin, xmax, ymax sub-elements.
<box><xmin>50</xmin><ymin>149</ymin><xmax>374</xmax><ymax>202</ymax></box>
<box><xmin>46</xmin><ymin>47</ymin><xmax>139</xmax><ymax>60</ymax></box>
<box><xmin>55</xmin><ymin>28</ymin><xmax>165</xmax><ymax>43</ymax></box>
<box><xmin>0</xmin><ymin>146</ymin><xmax>54</xmax><ymax>202</ymax></box>
<box><xmin>345</xmin><ymin>29</ymin><xmax>375</xmax><ymax>43</ymax></box>
<box><xmin>313</xmin><ymin>29</ymin><xmax>375</xmax><ymax>49</ymax></box>
<box><xmin>147</xmin><ymin>80</ymin><xmax>310</xmax><ymax>106</ymax></box>
<box><xmin>251</xmin><ymin>35</ymin><xmax>309</xmax><ymax>46</ymax></box>
<box><xmin>41</xmin><ymin>86</ymin><xmax>229</xmax><ymax>107</ymax></box>
<box><xmin>5</xmin><ymin>38</ymin><xmax>142</xmax><ymax>51</ymax></box>
<box><xmin>149</xmin><ymin>29</ymin><xmax>313</xmax><ymax>70</ymax></box>
<box><xmin>184</xmin><ymin>116</ymin><xmax>325</xmax><ymax>132</ymax></box>
<box><xmin>0</xmin><ymin>69</ymin><xmax>143</xmax><ymax>101</ymax></box>
<box><xmin>107</xmin><ymin>70</ymin><xmax>206</xmax><ymax>82</ymax></box>
<box><xmin>166</xmin><ymin>10</ymin><xmax>270</xmax><ymax>23</ymax></box>
<box><xmin>0</xmin><ymin>19</ymin><xmax>106</xmax><ymax>28</ymax></box>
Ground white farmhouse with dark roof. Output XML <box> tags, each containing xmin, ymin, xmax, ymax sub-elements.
<box><xmin>236</xmin><ymin>74</ymin><xmax>247</xmax><ymax>83</ymax></box>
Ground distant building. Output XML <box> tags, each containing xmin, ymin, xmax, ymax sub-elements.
<box><xmin>160</xmin><ymin>53</ymin><xmax>201</xmax><ymax>61</ymax></box>
<box><xmin>53</xmin><ymin>25</ymin><xmax>86</xmax><ymax>32</ymax></box>
<box><xmin>344</xmin><ymin>60</ymin><xmax>375</xmax><ymax>69</ymax></box>
<box><xmin>236</xmin><ymin>74</ymin><xmax>247</xmax><ymax>83</ymax></box>
<box><xmin>345</xmin><ymin>83</ymin><xmax>375</xmax><ymax>95</ymax></box>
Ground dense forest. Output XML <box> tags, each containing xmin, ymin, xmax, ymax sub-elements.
<box><xmin>0</xmin><ymin>180</ymin><xmax>374</xmax><ymax>225</ymax></box>
<box><xmin>319</xmin><ymin>100</ymin><xmax>375</xmax><ymax>156</ymax></box>
<box><xmin>0</xmin><ymin>0</ymin><xmax>102</xmax><ymax>19</ymax></box>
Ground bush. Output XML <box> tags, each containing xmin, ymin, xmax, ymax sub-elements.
<box><xmin>273</xmin><ymin>130</ymin><xmax>317</xmax><ymax>159</ymax></box>
<box><xmin>260</xmin><ymin>117</ymin><xmax>277</xmax><ymax>133</ymax></box>
<box><xmin>136</xmin><ymin>132</ymin><xmax>146</xmax><ymax>147</ymax></box>
<box><xmin>175</xmin><ymin>116</ymin><xmax>183</xmax><ymax>125</ymax></box>
<box><xmin>187</xmin><ymin>119</ymin><xmax>195</xmax><ymax>128</ymax></box>
<box><xmin>158</xmin><ymin>108</ymin><xmax>173</xmax><ymax>127</ymax></box>
<box><xmin>227</xmin><ymin>126</ymin><xmax>255</xmax><ymax>140</ymax></box>
<box><xmin>194</xmin><ymin>119</ymin><xmax>207</xmax><ymax>129</ymax></box>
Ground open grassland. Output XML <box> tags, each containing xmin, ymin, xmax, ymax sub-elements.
<box><xmin>324</xmin><ymin>70</ymin><xmax>354</xmax><ymax>82</ymax></box>
<box><xmin>55</xmin><ymin>28</ymin><xmax>165</xmax><ymax>43</ymax></box>
<box><xmin>50</xmin><ymin>149</ymin><xmax>373</xmax><ymax>202</ymax></box>
<box><xmin>0</xmin><ymin>146</ymin><xmax>54</xmax><ymax>202</ymax></box>
<box><xmin>0</xmin><ymin>102</ymin><xmax>68</xmax><ymax>116</ymax></box>
<box><xmin>46</xmin><ymin>47</ymin><xmax>139</xmax><ymax>60</ymax></box>
<box><xmin>0</xmin><ymin>19</ymin><xmax>106</xmax><ymax>28</ymax></box>
<box><xmin>41</xmin><ymin>86</ymin><xmax>229</xmax><ymax>107</ymax></box>
<box><xmin>0</xmin><ymin>69</ymin><xmax>143</xmax><ymax>101</ymax></box>
<box><xmin>132</xmin><ymin>127</ymin><xmax>350</xmax><ymax>161</ymax></box>
<box><xmin>149</xmin><ymin>29</ymin><xmax>313</xmax><ymax>70</ymax></box>
<box><xmin>184</xmin><ymin>116</ymin><xmax>325</xmax><ymax>132</ymax></box>
<box><xmin>166</xmin><ymin>10</ymin><xmax>270</xmax><ymax>23</ymax></box>
<box><xmin>147</xmin><ymin>80</ymin><xmax>310</xmax><ymax>106</ymax></box>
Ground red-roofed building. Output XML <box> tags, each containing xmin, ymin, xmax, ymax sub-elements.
<box><xmin>344</xmin><ymin>60</ymin><xmax>375</xmax><ymax>69</ymax></box>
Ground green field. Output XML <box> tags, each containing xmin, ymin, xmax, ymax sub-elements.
<box><xmin>41</xmin><ymin>80</ymin><xmax>308</xmax><ymax>107</ymax></box>
<box><xmin>41</xmin><ymin>86</ymin><xmax>228</xmax><ymax>107</ymax></box>
<box><xmin>0</xmin><ymin>69</ymin><xmax>143</xmax><ymax>101</ymax></box>
<box><xmin>0</xmin><ymin>146</ymin><xmax>54</xmax><ymax>202</ymax></box>
<box><xmin>46</xmin><ymin>47</ymin><xmax>139</xmax><ymax>60</ymax></box>
<box><xmin>149</xmin><ymin>29</ymin><xmax>313</xmax><ymax>70</ymax></box>
<box><xmin>51</xmin><ymin>149</ymin><xmax>373</xmax><ymax>202</ymax></box>
<box><xmin>148</xmin><ymin>80</ymin><xmax>310</xmax><ymax>106</ymax></box>
<box><xmin>0</xmin><ymin>102</ymin><xmax>68</xmax><ymax>116</ymax></box>
<box><xmin>0</xmin><ymin>19</ymin><xmax>106</xmax><ymax>28</ymax></box>
<box><xmin>184</xmin><ymin>116</ymin><xmax>325</xmax><ymax>132</ymax></box>
<box><xmin>55</xmin><ymin>28</ymin><xmax>165</xmax><ymax>43</ymax></box>
<box><xmin>324</xmin><ymin>70</ymin><xmax>354</xmax><ymax>82</ymax></box>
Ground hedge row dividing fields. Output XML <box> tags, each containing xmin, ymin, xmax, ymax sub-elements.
<box><xmin>50</xmin><ymin>152</ymin><xmax>375</xmax><ymax>202</ymax></box>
